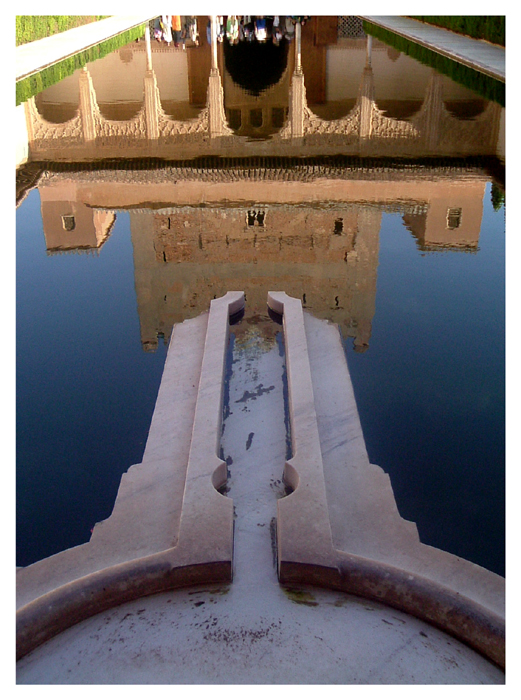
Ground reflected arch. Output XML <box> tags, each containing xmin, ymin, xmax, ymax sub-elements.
<box><xmin>444</xmin><ymin>98</ymin><xmax>488</xmax><ymax>120</ymax></box>
<box><xmin>33</xmin><ymin>72</ymin><xmax>80</xmax><ymax>124</ymax></box>
<box><xmin>307</xmin><ymin>99</ymin><xmax>357</xmax><ymax>121</ymax></box>
<box><xmin>34</xmin><ymin>94</ymin><xmax>79</xmax><ymax>123</ymax></box>
<box><xmin>374</xmin><ymin>100</ymin><xmax>423</xmax><ymax>120</ymax></box>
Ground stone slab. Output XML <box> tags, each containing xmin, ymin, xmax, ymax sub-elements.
<box><xmin>17</xmin><ymin>317</ymin><xmax>505</xmax><ymax>684</ymax></box>
<box><xmin>17</xmin><ymin>290</ymin><xmax>505</xmax><ymax>671</ymax></box>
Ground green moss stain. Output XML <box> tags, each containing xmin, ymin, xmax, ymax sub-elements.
<box><xmin>283</xmin><ymin>587</ymin><xmax>319</xmax><ymax>607</ymax></box>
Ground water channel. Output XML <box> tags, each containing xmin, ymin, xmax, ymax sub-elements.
<box><xmin>16</xmin><ymin>16</ymin><xmax>505</xmax><ymax>577</ymax></box>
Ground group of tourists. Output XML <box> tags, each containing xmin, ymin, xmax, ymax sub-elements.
<box><xmin>153</xmin><ymin>16</ymin><xmax>199</xmax><ymax>48</ymax></box>
<box><xmin>152</xmin><ymin>15</ymin><xmax>310</xmax><ymax>49</ymax></box>
<box><xmin>210</xmin><ymin>16</ymin><xmax>310</xmax><ymax>46</ymax></box>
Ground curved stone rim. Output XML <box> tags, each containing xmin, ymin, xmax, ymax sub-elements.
<box><xmin>16</xmin><ymin>550</ymin><xmax>232</xmax><ymax>661</ymax></box>
<box><xmin>278</xmin><ymin>554</ymin><xmax>505</xmax><ymax>670</ymax></box>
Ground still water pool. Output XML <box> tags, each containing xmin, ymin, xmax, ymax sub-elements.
<box><xmin>16</xmin><ymin>16</ymin><xmax>505</xmax><ymax>576</ymax></box>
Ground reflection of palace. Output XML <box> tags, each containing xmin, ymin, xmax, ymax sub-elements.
<box><xmin>17</xmin><ymin>16</ymin><xmax>502</xmax><ymax>350</ymax></box>
<box><xmin>35</xmin><ymin>162</ymin><xmax>487</xmax><ymax>351</ymax></box>
<box><xmin>18</xmin><ymin>16</ymin><xmax>504</xmax><ymax>162</ymax></box>
<box><xmin>129</xmin><ymin>201</ymin><xmax>380</xmax><ymax>352</ymax></box>
<box><xmin>41</xmin><ymin>193</ymin><xmax>116</xmax><ymax>255</ymax></box>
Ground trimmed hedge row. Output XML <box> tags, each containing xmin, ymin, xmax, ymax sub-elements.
<box><xmin>410</xmin><ymin>16</ymin><xmax>505</xmax><ymax>47</ymax></box>
<box><xmin>16</xmin><ymin>16</ymin><xmax>108</xmax><ymax>46</ymax></box>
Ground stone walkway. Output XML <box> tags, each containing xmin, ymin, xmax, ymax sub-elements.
<box><xmin>17</xmin><ymin>294</ymin><xmax>505</xmax><ymax>683</ymax></box>
<box><xmin>359</xmin><ymin>16</ymin><xmax>505</xmax><ymax>82</ymax></box>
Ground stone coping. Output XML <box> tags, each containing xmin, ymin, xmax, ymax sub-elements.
<box><xmin>359</xmin><ymin>16</ymin><xmax>505</xmax><ymax>82</ymax></box>
<box><xmin>38</xmin><ymin>156</ymin><xmax>497</xmax><ymax>180</ymax></box>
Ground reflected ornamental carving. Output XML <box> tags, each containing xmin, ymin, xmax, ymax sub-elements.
<box><xmin>97</xmin><ymin>108</ymin><xmax>147</xmax><ymax>138</ymax></box>
<box><xmin>303</xmin><ymin>103</ymin><xmax>361</xmax><ymax>136</ymax></box>
<box><xmin>159</xmin><ymin>107</ymin><xmax>210</xmax><ymax>137</ymax></box>
<box><xmin>434</xmin><ymin>102</ymin><xmax>502</xmax><ymax>154</ymax></box>
<box><xmin>408</xmin><ymin>98</ymin><xmax>501</xmax><ymax>155</ymax></box>
<box><xmin>23</xmin><ymin>57</ymin><xmax>502</xmax><ymax>160</ymax></box>
<box><xmin>371</xmin><ymin>105</ymin><xmax>420</xmax><ymax>141</ymax></box>
<box><xmin>274</xmin><ymin>67</ymin><xmax>421</xmax><ymax>143</ymax></box>
<box><xmin>25</xmin><ymin>98</ymin><xmax>83</xmax><ymax>145</ymax></box>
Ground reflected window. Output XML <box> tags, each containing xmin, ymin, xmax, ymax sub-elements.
<box><xmin>250</xmin><ymin>109</ymin><xmax>263</xmax><ymax>128</ymax></box>
<box><xmin>62</xmin><ymin>215</ymin><xmax>75</xmax><ymax>231</ymax></box>
<box><xmin>446</xmin><ymin>208</ymin><xmax>462</xmax><ymax>230</ymax></box>
<box><xmin>247</xmin><ymin>210</ymin><xmax>266</xmax><ymax>227</ymax></box>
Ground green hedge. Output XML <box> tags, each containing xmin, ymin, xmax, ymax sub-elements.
<box><xmin>410</xmin><ymin>16</ymin><xmax>505</xmax><ymax>46</ymax></box>
<box><xmin>16</xmin><ymin>16</ymin><xmax>109</xmax><ymax>46</ymax></box>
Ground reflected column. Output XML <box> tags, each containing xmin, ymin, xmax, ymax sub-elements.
<box><xmin>142</xmin><ymin>23</ymin><xmax>161</xmax><ymax>140</ymax></box>
<box><xmin>210</xmin><ymin>14</ymin><xmax>219</xmax><ymax>71</ymax></box>
<box><xmin>145</xmin><ymin>24</ymin><xmax>153</xmax><ymax>70</ymax></box>
<box><xmin>289</xmin><ymin>20</ymin><xmax>305</xmax><ymax>138</ymax></box>
<box><xmin>207</xmin><ymin>15</ymin><xmax>227</xmax><ymax>137</ymax></box>
<box><xmin>295</xmin><ymin>19</ymin><xmax>302</xmax><ymax>73</ymax></box>
<box><xmin>359</xmin><ymin>36</ymin><xmax>375</xmax><ymax>144</ymax></box>
<box><xmin>78</xmin><ymin>67</ymin><xmax>98</xmax><ymax>142</ymax></box>
<box><xmin>422</xmin><ymin>70</ymin><xmax>443</xmax><ymax>151</ymax></box>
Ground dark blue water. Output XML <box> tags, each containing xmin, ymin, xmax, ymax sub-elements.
<box><xmin>346</xmin><ymin>184</ymin><xmax>505</xmax><ymax>576</ymax></box>
<box><xmin>16</xmin><ymin>182</ymin><xmax>505</xmax><ymax>577</ymax></box>
<box><xmin>16</xmin><ymin>190</ymin><xmax>167</xmax><ymax>565</ymax></box>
